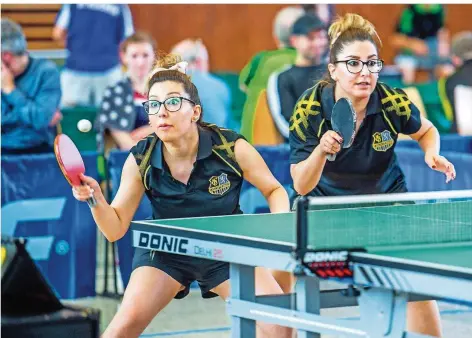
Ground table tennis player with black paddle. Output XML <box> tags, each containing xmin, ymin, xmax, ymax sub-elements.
<box><xmin>326</xmin><ymin>97</ymin><xmax>357</xmax><ymax>161</ymax></box>
<box><xmin>54</xmin><ymin>134</ymin><xmax>97</xmax><ymax>207</ymax></box>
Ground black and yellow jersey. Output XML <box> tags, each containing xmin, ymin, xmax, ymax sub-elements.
<box><xmin>130</xmin><ymin>124</ymin><xmax>245</xmax><ymax>219</ymax></box>
<box><xmin>289</xmin><ymin>81</ymin><xmax>422</xmax><ymax>196</ymax></box>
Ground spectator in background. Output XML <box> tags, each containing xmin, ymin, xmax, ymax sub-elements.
<box><xmin>1</xmin><ymin>18</ymin><xmax>61</xmax><ymax>155</ymax></box>
<box><xmin>95</xmin><ymin>32</ymin><xmax>156</xmax><ymax>151</ymax></box>
<box><xmin>239</xmin><ymin>6</ymin><xmax>304</xmax><ymax>143</ymax></box>
<box><xmin>301</xmin><ymin>4</ymin><xmax>336</xmax><ymax>26</ymax></box>
<box><xmin>440</xmin><ymin>31</ymin><xmax>472</xmax><ymax>133</ymax></box>
<box><xmin>267</xmin><ymin>14</ymin><xmax>328</xmax><ymax>140</ymax></box>
<box><xmin>391</xmin><ymin>4</ymin><xmax>451</xmax><ymax>84</ymax></box>
<box><xmin>171</xmin><ymin>39</ymin><xmax>231</xmax><ymax>129</ymax></box>
<box><xmin>301</xmin><ymin>4</ymin><xmax>335</xmax><ymax>63</ymax></box>
<box><xmin>53</xmin><ymin>4</ymin><xmax>134</xmax><ymax>107</ymax></box>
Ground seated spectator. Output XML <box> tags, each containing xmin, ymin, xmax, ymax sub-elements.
<box><xmin>239</xmin><ymin>6</ymin><xmax>304</xmax><ymax>142</ymax></box>
<box><xmin>95</xmin><ymin>31</ymin><xmax>156</xmax><ymax>151</ymax></box>
<box><xmin>171</xmin><ymin>39</ymin><xmax>231</xmax><ymax>129</ymax></box>
<box><xmin>440</xmin><ymin>31</ymin><xmax>472</xmax><ymax>133</ymax></box>
<box><xmin>1</xmin><ymin>18</ymin><xmax>61</xmax><ymax>155</ymax></box>
<box><xmin>301</xmin><ymin>4</ymin><xmax>336</xmax><ymax>26</ymax></box>
<box><xmin>391</xmin><ymin>4</ymin><xmax>451</xmax><ymax>84</ymax></box>
<box><xmin>267</xmin><ymin>14</ymin><xmax>328</xmax><ymax>139</ymax></box>
<box><xmin>300</xmin><ymin>4</ymin><xmax>335</xmax><ymax>63</ymax></box>
<box><xmin>53</xmin><ymin>4</ymin><xmax>134</xmax><ymax>107</ymax></box>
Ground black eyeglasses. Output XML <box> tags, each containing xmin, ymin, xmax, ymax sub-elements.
<box><xmin>142</xmin><ymin>97</ymin><xmax>196</xmax><ymax>115</ymax></box>
<box><xmin>334</xmin><ymin>59</ymin><xmax>384</xmax><ymax>74</ymax></box>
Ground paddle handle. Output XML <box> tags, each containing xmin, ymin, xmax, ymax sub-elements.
<box><xmin>86</xmin><ymin>196</ymin><xmax>97</xmax><ymax>208</ymax></box>
<box><xmin>327</xmin><ymin>153</ymin><xmax>337</xmax><ymax>161</ymax></box>
<box><xmin>80</xmin><ymin>181</ymin><xmax>97</xmax><ymax>208</ymax></box>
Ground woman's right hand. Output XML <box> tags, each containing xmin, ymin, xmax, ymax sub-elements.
<box><xmin>72</xmin><ymin>173</ymin><xmax>103</xmax><ymax>203</ymax></box>
<box><xmin>319</xmin><ymin>130</ymin><xmax>343</xmax><ymax>156</ymax></box>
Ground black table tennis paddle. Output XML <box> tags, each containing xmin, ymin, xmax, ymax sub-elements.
<box><xmin>327</xmin><ymin>98</ymin><xmax>357</xmax><ymax>161</ymax></box>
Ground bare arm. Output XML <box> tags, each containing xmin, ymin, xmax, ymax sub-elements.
<box><xmin>409</xmin><ymin>116</ymin><xmax>439</xmax><ymax>154</ymax></box>
<box><xmin>52</xmin><ymin>4</ymin><xmax>70</xmax><ymax>46</ymax></box>
<box><xmin>52</xmin><ymin>26</ymin><xmax>67</xmax><ymax>44</ymax></box>
<box><xmin>391</xmin><ymin>33</ymin><xmax>428</xmax><ymax>56</ymax></box>
<box><xmin>77</xmin><ymin>154</ymin><xmax>145</xmax><ymax>241</ymax></box>
<box><xmin>408</xmin><ymin>116</ymin><xmax>456</xmax><ymax>182</ymax></box>
<box><xmin>437</xmin><ymin>28</ymin><xmax>449</xmax><ymax>41</ymax></box>
<box><xmin>234</xmin><ymin>139</ymin><xmax>289</xmax><ymax>213</ymax></box>
<box><xmin>290</xmin><ymin>130</ymin><xmax>342</xmax><ymax>196</ymax></box>
<box><xmin>391</xmin><ymin>33</ymin><xmax>412</xmax><ymax>51</ymax></box>
<box><xmin>290</xmin><ymin>146</ymin><xmax>326</xmax><ymax>196</ymax></box>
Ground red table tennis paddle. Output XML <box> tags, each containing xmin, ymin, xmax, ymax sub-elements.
<box><xmin>54</xmin><ymin>134</ymin><xmax>97</xmax><ymax>207</ymax></box>
<box><xmin>327</xmin><ymin>98</ymin><xmax>357</xmax><ymax>161</ymax></box>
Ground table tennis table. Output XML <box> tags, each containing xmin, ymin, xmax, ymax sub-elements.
<box><xmin>131</xmin><ymin>190</ymin><xmax>472</xmax><ymax>338</ymax></box>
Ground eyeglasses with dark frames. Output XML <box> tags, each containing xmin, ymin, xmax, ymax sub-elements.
<box><xmin>334</xmin><ymin>59</ymin><xmax>384</xmax><ymax>74</ymax></box>
<box><xmin>142</xmin><ymin>96</ymin><xmax>196</xmax><ymax>115</ymax></box>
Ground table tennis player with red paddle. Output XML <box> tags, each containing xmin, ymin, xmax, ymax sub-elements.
<box><xmin>327</xmin><ymin>97</ymin><xmax>357</xmax><ymax>161</ymax></box>
<box><xmin>54</xmin><ymin>134</ymin><xmax>97</xmax><ymax>207</ymax></box>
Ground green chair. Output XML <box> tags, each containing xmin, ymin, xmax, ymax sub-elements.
<box><xmin>57</xmin><ymin>106</ymin><xmax>106</xmax><ymax>179</ymax></box>
<box><xmin>57</xmin><ymin>106</ymin><xmax>98</xmax><ymax>151</ymax></box>
<box><xmin>238</xmin><ymin>49</ymin><xmax>297</xmax><ymax>142</ymax></box>
<box><xmin>415</xmin><ymin>81</ymin><xmax>453</xmax><ymax>134</ymax></box>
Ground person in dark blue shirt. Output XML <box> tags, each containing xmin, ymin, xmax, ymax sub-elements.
<box><xmin>1</xmin><ymin>18</ymin><xmax>61</xmax><ymax>154</ymax></box>
<box><xmin>53</xmin><ymin>4</ymin><xmax>134</xmax><ymax>107</ymax></box>
<box><xmin>288</xmin><ymin>13</ymin><xmax>456</xmax><ymax>338</ymax></box>
<box><xmin>72</xmin><ymin>55</ymin><xmax>292</xmax><ymax>338</ymax></box>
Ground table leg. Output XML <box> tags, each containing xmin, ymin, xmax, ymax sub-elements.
<box><xmin>359</xmin><ymin>287</ymin><xmax>408</xmax><ymax>338</ymax></box>
<box><xmin>229</xmin><ymin>263</ymin><xmax>256</xmax><ymax>338</ymax></box>
<box><xmin>296</xmin><ymin>276</ymin><xmax>321</xmax><ymax>338</ymax></box>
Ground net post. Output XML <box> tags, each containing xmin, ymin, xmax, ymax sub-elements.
<box><xmin>294</xmin><ymin>195</ymin><xmax>309</xmax><ymax>275</ymax></box>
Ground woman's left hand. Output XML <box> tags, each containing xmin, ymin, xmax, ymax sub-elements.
<box><xmin>425</xmin><ymin>151</ymin><xmax>456</xmax><ymax>183</ymax></box>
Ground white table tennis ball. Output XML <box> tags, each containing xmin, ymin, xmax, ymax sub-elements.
<box><xmin>77</xmin><ymin>119</ymin><xmax>92</xmax><ymax>133</ymax></box>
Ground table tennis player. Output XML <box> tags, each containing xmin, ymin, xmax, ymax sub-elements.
<box><xmin>284</xmin><ymin>13</ymin><xmax>457</xmax><ymax>338</ymax></box>
<box><xmin>71</xmin><ymin>54</ymin><xmax>293</xmax><ymax>338</ymax></box>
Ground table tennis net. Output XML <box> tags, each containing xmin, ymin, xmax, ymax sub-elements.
<box><xmin>305</xmin><ymin>191</ymin><xmax>472</xmax><ymax>249</ymax></box>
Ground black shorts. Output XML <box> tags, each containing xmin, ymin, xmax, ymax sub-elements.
<box><xmin>132</xmin><ymin>248</ymin><xmax>229</xmax><ymax>299</ymax></box>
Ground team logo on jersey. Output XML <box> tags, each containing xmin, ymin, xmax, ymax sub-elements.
<box><xmin>208</xmin><ymin>173</ymin><xmax>231</xmax><ymax>195</ymax></box>
<box><xmin>372</xmin><ymin>130</ymin><xmax>394</xmax><ymax>152</ymax></box>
